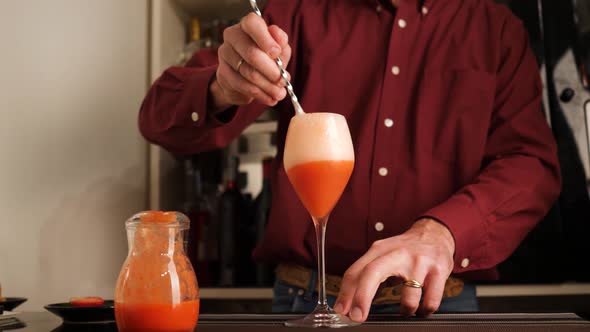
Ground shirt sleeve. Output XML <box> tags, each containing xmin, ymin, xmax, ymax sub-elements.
<box><xmin>420</xmin><ymin>15</ymin><xmax>561</xmax><ymax>274</ymax></box>
<box><xmin>138</xmin><ymin>0</ymin><xmax>301</xmax><ymax>155</ymax></box>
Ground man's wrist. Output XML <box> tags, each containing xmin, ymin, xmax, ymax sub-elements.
<box><xmin>208</xmin><ymin>78</ymin><xmax>233</xmax><ymax>114</ymax></box>
<box><xmin>413</xmin><ymin>218</ymin><xmax>456</xmax><ymax>256</ymax></box>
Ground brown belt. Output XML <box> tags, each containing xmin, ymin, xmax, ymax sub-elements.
<box><xmin>275</xmin><ymin>263</ymin><xmax>464</xmax><ymax>305</ymax></box>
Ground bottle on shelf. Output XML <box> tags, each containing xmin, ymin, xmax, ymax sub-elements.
<box><xmin>182</xmin><ymin>159</ymin><xmax>214</xmax><ymax>286</ymax></box>
<box><xmin>254</xmin><ymin>157</ymin><xmax>275</xmax><ymax>286</ymax></box>
<box><xmin>217</xmin><ymin>157</ymin><xmax>243</xmax><ymax>286</ymax></box>
<box><xmin>177</xmin><ymin>18</ymin><xmax>241</xmax><ymax>66</ymax></box>
<box><xmin>236</xmin><ymin>188</ymin><xmax>257</xmax><ymax>287</ymax></box>
<box><xmin>177</xmin><ymin>18</ymin><xmax>207</xmax><ymax>65</ymax></box>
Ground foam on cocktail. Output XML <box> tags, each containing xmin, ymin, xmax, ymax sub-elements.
<box><xmin>283</xmin><ymin>113</ymin><xmax>354</xmax><ymax>170</ymax></box>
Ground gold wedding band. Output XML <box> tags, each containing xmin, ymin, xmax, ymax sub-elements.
<box><xmin>236</xmin><ymin>59</ymin><xmax>245</xmax><ymax>72</ymax></box>
<box><xmin>403</xmin><ymin>279</ymin><xmax>423</xmax><ymax>289</ymax></box>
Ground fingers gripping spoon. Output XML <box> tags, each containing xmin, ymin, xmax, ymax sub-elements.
<box><xmin>248</xmin><ymin>0</ymin><xmax>305</xmax><ymax>115</ymax></box>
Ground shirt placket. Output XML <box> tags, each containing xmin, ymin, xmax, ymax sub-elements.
<box><xmin>368</xmin><ymin>2</ymin><xmax>420</xmax><ymax>244</ymax></box>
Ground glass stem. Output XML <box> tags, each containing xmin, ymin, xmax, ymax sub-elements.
<box><xmin>313</xmin><ymin>215</ymin><xmax>329</xmax><ymax>307</ymax></box>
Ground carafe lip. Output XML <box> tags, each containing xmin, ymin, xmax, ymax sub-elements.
<box><xmin>126</xmin><ymin>211</ymin><xmax>190</xmax><ymax>230</ymax></box>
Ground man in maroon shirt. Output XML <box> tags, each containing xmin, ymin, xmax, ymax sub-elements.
<box><xmin>139</xmin><ymin>0</ymin><xmax>561</xmax><ymax>322</ymax></box>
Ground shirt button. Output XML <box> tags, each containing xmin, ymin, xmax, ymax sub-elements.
<box><xmin>288</xmin><ymin>288</ymin><xmax>294</xmax><ymax>295</ymax></box>
<box><xmin>422</xmin><ymin>6</ymin><xmax>429</xmax><ymax>15</ymax></box>
<box><xmin>375</xmin><ymin>222</ymin><xmax>384</xmax><ymax>232</ymax></box>
<box><xmin>384</xmin><ymin>118</ymin><xmax>394</xmax><ymax>127</ymax></box>
<box><xmin>461</xmin><ymin>258</ymin><xmax>470</xmax><ymax>268</ymax></box>
<box><xmin>376</xmin><ymin>4</ymin><xmax>382</xmax><ymax>12</ymax></box>
<box><xmin>398</xmin><ymin>19</ymin><xmax>407</xmax><ymax>28</ymax></box>
<box><xmin>191</xmin><ymin>112</ymin><xmax>200</xmax><ymax>122</ymax></box>
<box><xmin>297</xmin><ymin>289</ymin><xmax>304</xmax><ymax>296</ymax></box>
<box><xmin>378</xmin><ymin>167</ymin><xmax>388</xmax><ymax>176</ymax></box>
<box><xmin>391</xmin><ymin>66</ymin><xmax>400</xmax><ymax>76</ymax></box>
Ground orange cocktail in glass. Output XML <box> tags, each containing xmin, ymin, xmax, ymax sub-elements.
<box><xmin>283</xmin><ymin>113</ymin><xmax>358</xmax><ymax>328</ymax></box>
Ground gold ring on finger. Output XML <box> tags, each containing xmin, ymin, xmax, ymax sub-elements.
<box><xmin>236</xmin><ymin>59</ymin><xmax>245</xmax><ymax>72</ymax></box>
<box><xmin>403</xmin><ymin>279</ymin><xmax>423</xmax><ymax>289</ymax></box>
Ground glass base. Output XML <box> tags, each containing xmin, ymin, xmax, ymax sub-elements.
<box><xmin>284</xmin><ymin>304</ymin><xmax>361</xmax><ymax>328</ymax></box>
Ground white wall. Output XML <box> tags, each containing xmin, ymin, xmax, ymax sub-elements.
<box><xmin>0</xmin><ymin>0</ymin><xmax>148</xmax><ymax>310</ymax></box>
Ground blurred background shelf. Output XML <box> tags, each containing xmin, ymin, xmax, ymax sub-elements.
<box><xmin>149</xmin><ymin>0</ymin><xmax>275</xmax><ymax>211</ymax></box>
<box><xmin>243</xmin><ymin>121</ymin><xmax>277</xmax><ymax>136</ymax></box>
<box><xmin>200</xmin><ymin>288</ymin><xmax>273</xmax><ymax>300</ymax></box>
<box><xmin>173</xmin><ymin>0</ymin><xmax>250</xmax><ymax>20</ymax></box>
<box><xmin>149</xmin><ymin>0</ymin><xmax>278</xmax><ymax>297</ymax></box>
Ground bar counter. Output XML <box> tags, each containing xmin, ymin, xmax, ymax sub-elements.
<box><xmin>3</xmin><ymin>312</ymin><xmax>590</xmax><ymax>332</ymax></box>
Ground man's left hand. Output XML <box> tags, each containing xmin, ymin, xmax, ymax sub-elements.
<box><xmin>334</xmin><ymin>218</ymin><xmax>455</xmax><ymax>322</ymax></box>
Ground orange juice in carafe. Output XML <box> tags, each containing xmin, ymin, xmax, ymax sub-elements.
<box><xmin>115</xmin><ymin>211</ymin><xmax>199</xmax><ymax>332</ymax></box>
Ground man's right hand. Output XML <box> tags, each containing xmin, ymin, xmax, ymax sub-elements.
<box><xmin>210</xmin><ymin>12</ymin><xmax>292</xmax><ymax>112</ymax></box>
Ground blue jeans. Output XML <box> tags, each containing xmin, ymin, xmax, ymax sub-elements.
<box><xmin>272</xmin><ymin>272</ymin><xmax>479</xmax><ymax>314</ymax></box>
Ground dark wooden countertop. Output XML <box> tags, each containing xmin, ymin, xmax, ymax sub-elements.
<box><xmin>3</xmin><ymin>312</ymin><xmax>590</xmax><ymax>331</ymax></box>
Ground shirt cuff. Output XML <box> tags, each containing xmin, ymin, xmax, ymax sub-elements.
<box><xmin>180</xmin><ymin>64</ymin><xmax>235</xmax><ymax>129</ymax></box>
<box><xmin>208</xmin><ymin>106</ymin><xmax>238</xmax><ymax>126</ymax></box>
<box><xmin>420</xmin><ymin>195</ymin><xmax>490</xmax><ymax>274</ymax></box>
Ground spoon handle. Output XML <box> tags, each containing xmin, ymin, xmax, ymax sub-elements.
<box><xmin>248</xmin><ymin>0</ymin><xmax>304</xmax><ymax>115</ymax></box>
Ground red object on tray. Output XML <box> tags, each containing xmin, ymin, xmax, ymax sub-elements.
<box><xmin>70</xmin><ymin>297</ymin><xmax>105</xmax><ymax>307</ymax></box>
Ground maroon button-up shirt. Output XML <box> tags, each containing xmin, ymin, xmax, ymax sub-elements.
<box><xmin>139</xmin><ymin>0</ymin><xmax>561</xmax><ymax>280</ymax></box>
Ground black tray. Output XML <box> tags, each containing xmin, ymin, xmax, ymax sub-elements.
<box><xmin>0</xmin><ymin>298</ymin><xmax>27</xmax><ymax>311</ymax></box>
<box><xmin>44</xmin><ymin>300</ymin><xmax>115</xmax><ymax>324</ymax></box>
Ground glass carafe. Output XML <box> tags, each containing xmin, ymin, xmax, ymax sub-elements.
<box><xmin>115</xmin><ymin>211</ymin><xmax>199</xmax><ymax>332</ymax></box>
